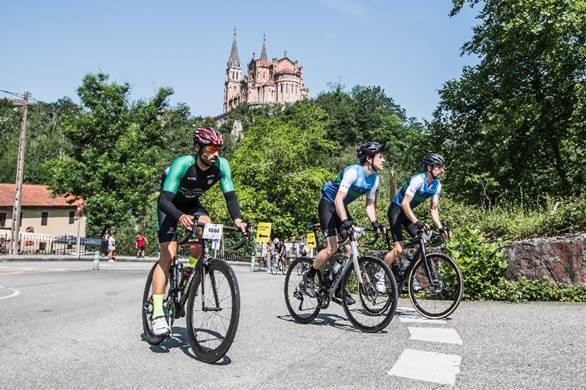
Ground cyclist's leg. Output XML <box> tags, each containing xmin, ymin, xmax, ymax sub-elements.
<box><xmin>384</xmin><ymin>204</ymin><xmax>407</xmax><ymax>265</ymax></box>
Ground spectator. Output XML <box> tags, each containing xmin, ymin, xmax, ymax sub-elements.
<box><xmin>135</xmin><ymin>234</ymin><xmax>148</xmax><ymax>258</ymax></box>
<box><xmin>107</xmin><ymin>231</ymin><xmax>116</xmax><ymax>262</ymax></box>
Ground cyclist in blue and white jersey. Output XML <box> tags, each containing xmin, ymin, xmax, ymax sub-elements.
<box><xmin>381</xmin><ymin>153</ymin><xmax>449</xmax><ymax>291</ymax></box>
<box><xmin>302</xmin><ymin>142</ymin><xmax>385</xmax><ymax>304</ymax></box>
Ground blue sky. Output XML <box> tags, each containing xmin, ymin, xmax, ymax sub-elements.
<box><xmin>1</xmin><ymin>0</ymin><xmax>480</xmax><ymax>121</ymax></box>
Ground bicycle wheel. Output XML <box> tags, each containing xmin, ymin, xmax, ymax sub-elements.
<box><xmin>141</xmin><ymin>262</ymin><xmax>174</xmax><ymax>345</ymax></box>
<box><xmin>186</xmin><ymin>259</ymin><xmax>240</xmax><ymax>363</ymax></box>
<box><xmin>408</xmin><ymin>253</ymin><xmax>464</xmax><ymax>319</ymax></box>
<box><xmin>341</xmin><ymin>256</ymin><xmax>398</xmax><ymax>333</ymax></box>
<box><xmin>284</xmin><ymin>257</ymin><xmax>321</xmax><ymax>324</ymax></box>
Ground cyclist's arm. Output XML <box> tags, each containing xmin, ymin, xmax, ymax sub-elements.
<box><xmin>334</xmin><ymin>167</ymin><xmax>358</xmax><ymax>221</ymax></box>
<box><xmin>430</xmin><ymin>183</ymin><xmax>442</xmax><ymax>229</ymax></box>
<box><xmin>217</xmin><ymin>158</ymin><xmax>242</xmax><ymax>222</ymax></box>
<box><xmin>365</xmin><ymin>175</ymin><xmax>380</xmax><ymax>223</ymax></box>
<box><xmin>158</xmin><ymin>156</ymin><xmax>194</xmax><ymax>220</ymax></box>
<box><xmin>400</xmin><ymin>194</ymin><xmax>418</xmax><ymax>224</ymax></box>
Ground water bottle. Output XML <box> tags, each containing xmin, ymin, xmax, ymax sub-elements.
<box><xmin>332</xmin><ymin>256</ymin><xmax>343</xmax><ymax>277</ymax></box>
<box><xmin>180</xmin><ymin>264</ymin><xmax>193</xmax><ymax>290</ymax></box>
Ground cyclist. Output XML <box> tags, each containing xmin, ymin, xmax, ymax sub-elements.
<box><xmin>302</xmin><ymin>141</ymin><xmax>385</xmax><ymax>305</ymax></box>
<box><xmin>151</xmin><ymin>127</ymin><xmax>248</xmax><ymax>336</ymax></box>
<box><xmin>381</xmin><ymin>153</ymin><xmax>449</xmax><ymax>291</ymax></box>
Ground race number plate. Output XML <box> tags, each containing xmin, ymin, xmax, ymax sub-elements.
<box><xmin>202</xmin><ymin>224</ymin><xmax>224</xmax><ymax>241</ymax></box>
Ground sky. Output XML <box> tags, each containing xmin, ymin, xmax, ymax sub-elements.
<box><xmin>1</xmin><ymin>0</ymin><xmax>480</xmax><ymax>121</ymax></box>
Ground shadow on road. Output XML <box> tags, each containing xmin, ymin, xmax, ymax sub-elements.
<box><xmin>276</xmin><ymin>313</ymin><xmax>386</xmax><ymax>333</ymax></box>
<box><xmin>142</xmin><ymin>326</ymin><xmax>233</xmax><ymax>365</ymax></box>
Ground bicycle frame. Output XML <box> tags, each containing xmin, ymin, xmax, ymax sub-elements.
<box><xmin>316</xmin><ymin>228</ymin><xmax>370</xmax><ymax>304</ymax></box>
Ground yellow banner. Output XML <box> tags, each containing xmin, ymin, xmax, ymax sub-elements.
<box><xmin>306</xmin><ymin>232</ymin><xmax>316</xmax><ymax>248</ymax></box>
<box><xmin>255</xmin><ymin>222</ymin><xmax>272</xmax><ymax>243</ymax></box>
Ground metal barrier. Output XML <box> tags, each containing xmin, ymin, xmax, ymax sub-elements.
<box><xmin>0</xmin><ymin>230</ymin><xmax>101</xmax><ymax>256</ymax></box>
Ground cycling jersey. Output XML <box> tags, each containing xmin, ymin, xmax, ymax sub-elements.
<box><xmin>321</xmin><ymin>164</ymin><xmax>379</xmax><ymax>205</ymax></box>
<box><xmin>156</xmin><ymin>154</ymin><xmax>241</xmax><ymax>242</ymax></box>
<box><xmin>392</xmin><ymin>173</ymin><xmax>441</xmax><ymax>209</ymax></box>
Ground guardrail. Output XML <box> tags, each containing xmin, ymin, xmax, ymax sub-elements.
<box><xmin>0</xmin><ymin>230</ymin><xmax>101</xmax><ymax>256</ymax></box>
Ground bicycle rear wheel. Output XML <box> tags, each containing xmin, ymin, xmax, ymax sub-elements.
<box><xmin>342</xmin><ymin>256</ymin><xmax>398</xmax><ymax>333</ymax></box>
<box><xmin>284</xmin><ymin>257</ymin><xmax>321</xmax><ymax>324</ymax></box>
<box><xmin>141</xmin><ymin>262</ymin><xmax>174</xmax><ymax>345</ymax></box>
<box><xmin>408</xmin><ymin>253</ymin><xmax>464</xmax><ymax>319</ymax></box>
<box><xmin>186</xmin><ymin>259</ymin><xmax>240</xmax><ymax>363</ymax></box>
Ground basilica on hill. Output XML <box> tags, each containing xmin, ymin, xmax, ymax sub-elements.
<box><xmin>223</xmin><ymin>30</ymin><xmax>309</xmax><ymax>113</ymax></box>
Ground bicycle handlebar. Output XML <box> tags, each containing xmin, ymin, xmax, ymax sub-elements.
<box><xmin>177</xmin><ymin>217</ymin><xmax>252</xmax><ymax>250</ymax></box>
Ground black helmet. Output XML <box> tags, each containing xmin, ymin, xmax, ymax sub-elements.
<box><xmin>422</xmin><ymin>153</ymin><xmax>445</xmax><ymax>170</ymax></box>
<box><xmin>357</xmin><ymin>141</ymin><xmax>383</xmax><ymax>163</ymax></box>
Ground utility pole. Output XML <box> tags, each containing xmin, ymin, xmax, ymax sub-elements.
<box><xmin>10</xmin><ymin>92</ymin><xmax>29</xmax><ymax>255</ymax></box>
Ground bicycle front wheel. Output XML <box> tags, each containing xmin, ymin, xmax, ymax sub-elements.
<box><xmin>342</xmin><ymin>256</ymin><xmax>398</xmax><ymax>333</ymax></box>
<box><xmin>408</xmin><ymin>253</ymin><xmax>464</xmax><ymax>319</ymax></box>
<box><xmin>141</xmin><ymin>262</ymin><xmax>174</xmax><ymax>345</ymax></box>
<box><xmin>284</xmin><ymin>257</ymin><xmax>321</xmax><ymax>324</ymax></box>
<box><xmin>186</xmin><ymin>259</ymin><xmax>240</xmax><ymax>363</ymax></box>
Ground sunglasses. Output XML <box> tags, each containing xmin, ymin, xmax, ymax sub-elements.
<box><xmin>204</xmin><ymin>145</ymin><xmax>223</xmax><ymax>153</ymax></box>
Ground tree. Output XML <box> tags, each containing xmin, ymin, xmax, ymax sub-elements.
<box><xmin>200</xmin><ymin>101</ymin><xmax>337</xmax><ymax>237</ymax></box>
<box><xmin>432</xmin><ymin>0</ymin><xmax>586</xmax><ymax>204</ymax></box>
<box><xmin>46</xmin><ymin>73</ymin><xmax>193</xmax><ymax>235</ymax></box>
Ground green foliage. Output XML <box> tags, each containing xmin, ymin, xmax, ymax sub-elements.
<box><xmin>202</xmin><ymin>101</ymin><xmax>337</xmax><ymax>237</ymax></box>
<box><xmin>434</xmin><ymin>0</ymin><xmax>586</xmax><ymax>204</ymax></box>
<box><xmin>45</xmin><ymin>73</ymin><xmax>193</xmax><ymax>236</ymax></box>
<box><xmin>445</xmin><ymin>227</ymin><xmax>507</xmax><ymax>300</ymax></box>
<box><xmin>0</xmin><ymin>98</ymin><xmax>78</xmax><ymax>183</ymax></box>
<box><xmin>440</xmin><ymin>196</ymin><xmax>586</xmax><ymax>241</ymax></box>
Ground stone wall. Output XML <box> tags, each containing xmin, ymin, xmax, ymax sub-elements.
<box><xmin>503</xmin><ymin>234</ymin><xmax>586</xmax><ymax>286</ymax></box>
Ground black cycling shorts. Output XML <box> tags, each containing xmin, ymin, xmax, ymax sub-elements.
<box><xmin>157</xmin><ymin>201</ymin><xmax>208</xmax><ymax>244</ymax></box>
<box><xmin>318</xmin><ymin>198</ymin><xmax>351</xmax><ymax>239</ymax></box>
<box><xmin>387</xmin><ymin>204</ymin><xmax>418</xmax><ymax>242</ymax></box>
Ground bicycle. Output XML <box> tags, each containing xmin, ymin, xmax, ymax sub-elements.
<box><xmin>373</xmin><ymin>226</ymin><xmax>464</xmax><ymax>319</ymax></box>
<box><xmin>270</xmin><ymin>252</ymin><xmax>288</xmax><ymax>275</ymax></box>
<box><xmin>284</xmin><ymin>223</ymin><xmax>398</xmax><ymax>333</ymax></box>
<box><xmin>141</xmin><ymin>215</ymin><xmax>250</xmax><ymax>363</ymax></box>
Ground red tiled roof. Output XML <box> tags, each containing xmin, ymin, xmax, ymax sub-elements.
<box><xmin>0</xmin><ymin>183</ymin><xmax>83</xmax><ymax>208</ymax></box>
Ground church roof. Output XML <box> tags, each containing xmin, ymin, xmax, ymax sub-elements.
<box><xmin>260</xmin><ymin>34</ymin><xmax>268</xmax><ymax>61</ymax></box>
<box><xmin>227</xmin><ymin>28</ymin><xmax>240</xmax><ymax>67</ymax></box>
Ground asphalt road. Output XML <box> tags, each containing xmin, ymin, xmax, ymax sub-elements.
<box><xmin>0</xmin><ymin>261</ymin><xmax>585</xmax><ymax>389</ymax></box>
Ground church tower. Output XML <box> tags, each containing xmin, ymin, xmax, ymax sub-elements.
<box><xmin>224</xmin><ymin>28</ymin><xmax>243</xmax><ymax>113</ymax></box>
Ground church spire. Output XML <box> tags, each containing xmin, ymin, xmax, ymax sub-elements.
<box><xmin>260</xmin><ymin>34</ymin><xmax>268</xmax><ymax>61</ymax></box>
<box><xmin>227</xmin><ymin>27</ymin><xmax>240</xmax><ymax>67</ymax></box>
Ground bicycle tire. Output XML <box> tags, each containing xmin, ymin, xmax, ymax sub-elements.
<box><xmin>186</xmin><ymin>259</ymin><xmax>240</xmax><ymax>363</ymax></box>
<box><xmin>341</xmin><ymin>256</ymin><xmax>398</xmax><ymax>333</ymax></box>
<box><xmin>141</xmin><ymin>262</ymin><xmax>173</xmax><ymax>345</ymax></box>
<box><xmin>408</xmin><ymin>253</ymin><xmax>464</xmax><ymax>319</ymax></box>
<box><xmin>284</xmin><ymin>257</ymin><xmax>321</xmax><ymax>324</ymax></box>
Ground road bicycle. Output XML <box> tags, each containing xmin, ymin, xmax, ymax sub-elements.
<box><xmin>270</xmin><ymin>252</ymin><xmax>288</xmax><ymax>275</ymax></box>
<box><xmin>373</xmin><ymin>226</ymin><xmax>464</xmax><ymax>319</ymax></box>
<box><xmin>284</xmin><ymin>223</ymin><xmax>398</xmax><ymax>333</ymax></box>
<box><xmin>141</xmin><ymin>215</ymin><xmax>250</xmax><ymax>363</ymax></box>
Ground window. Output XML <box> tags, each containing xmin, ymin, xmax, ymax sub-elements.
<box><xmin>0</xmin><ymin>213</ymin><xmax>5</xmax><ymax>227</ymax></box>
<box><xmin>69</xmin><ymin>211</ymin><xmax>75</xmax><ymax>224</ymax></box>
<box><xmin>41</xmin><ymin>212</ymin><xmax>48</xmax><ymax>226</ymax></box>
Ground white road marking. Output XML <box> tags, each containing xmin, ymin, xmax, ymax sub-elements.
<box><xmin>0</xmin><ymin>287</ymin><xmax>21</xmax><ymax>300</ymax></box>
<box><xmin>407</xmin><ymin>327</ymin><xmax>463</xmax><ymax>345</ymax></box>
<box><xmin>397</xmin><ymin>309</ymin><xmax>447</xmax><ymax>324</ymax></box>
<box><xmin>388</xmin><ymin>348</ymin><xmax>462</xmax><ymax>385</ymax></box>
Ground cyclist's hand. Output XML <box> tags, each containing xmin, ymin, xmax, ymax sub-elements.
<box><xmin>178</xmin><ymin>214</ymin><xmax>194</xmax><ymax>230</ymax></box>
<box><xmin>234</xmin><ymin>218</ymin><xmax>249</xmax><ymax>238</ymax></box>
<box><xmin>371</xmin><ymin>220</ymin><xmax>385</xmax><ymax>235</ymax></box>
<box><xmin>439</xmin><ymin>227</ymin><xmax>451</xmax><ymax>240</ymax></box>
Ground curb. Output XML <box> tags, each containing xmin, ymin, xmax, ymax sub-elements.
<box><xmin>0</xmin><ymin>255</ymin><xmax>254</xmax><ymax>268</ymax></box>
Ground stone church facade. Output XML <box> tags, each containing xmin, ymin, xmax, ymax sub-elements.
<box><xmin>223</xmin><ymin>31</ymin><xmax>309</xmax><ymax>113</ymax></box>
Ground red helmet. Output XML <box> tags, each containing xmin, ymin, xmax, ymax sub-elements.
<box><xmin>193</xmin><ymin>127</ymin><xmax>224</xmax><ymax>147</ymax></box>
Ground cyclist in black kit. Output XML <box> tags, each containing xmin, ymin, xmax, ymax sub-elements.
<box><xmin>150</xmin><ymin>127</ymin><xmax>247</xmax><ymax>336</ymax></box>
